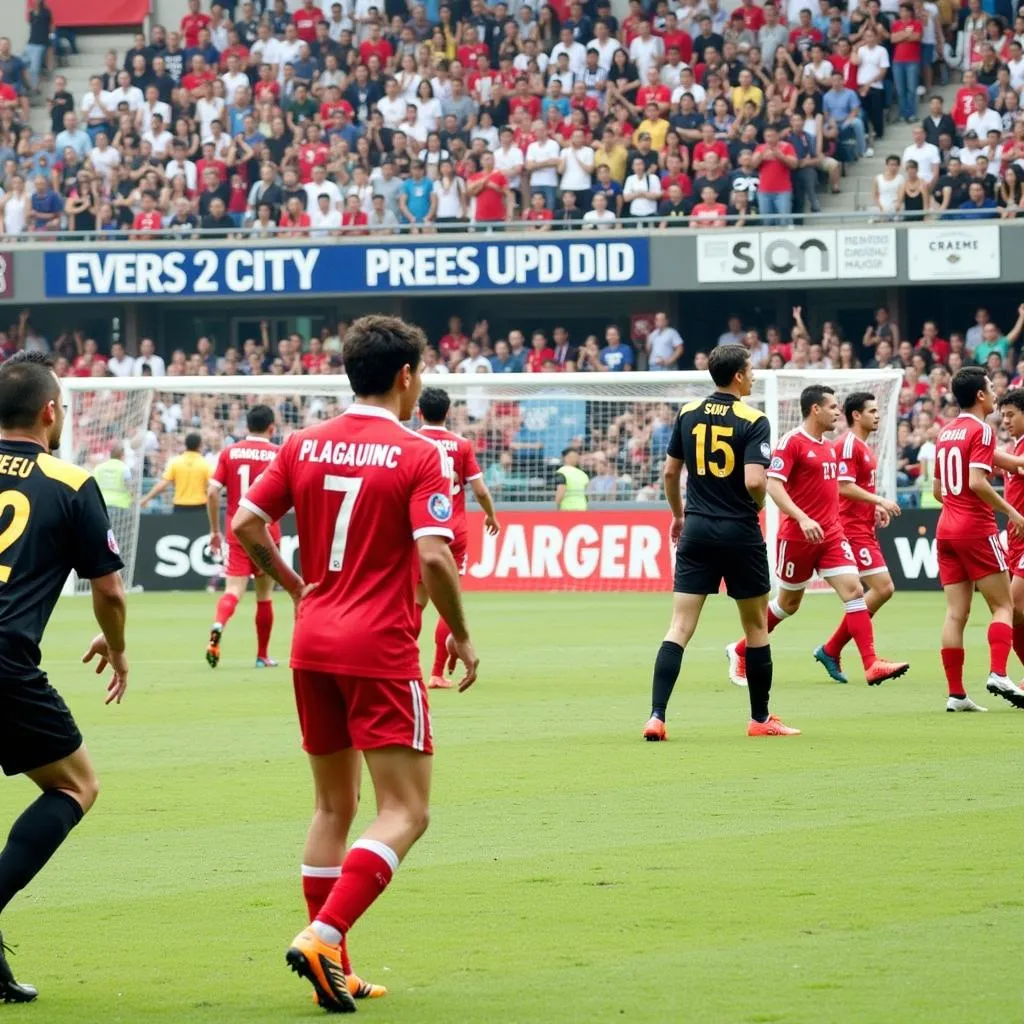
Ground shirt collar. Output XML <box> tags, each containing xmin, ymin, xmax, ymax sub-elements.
<box><xmin>244</xmin><ymin>435</ymin><xmax>268</xmax><ymax>442</ymax></box>
<box><xmin>419</xmin><ymin>425</ymin><xmax>447</xmax><ymax>431</ymax></box>
<box><xmin>799</xmin><ymin>427</ymin><xmax>824</xmax><ymax>444</ymax></box>
<box><xmin>343</xmin><ymin>403</ymin><xmax>399</xmax><ymax>423</ymax></box>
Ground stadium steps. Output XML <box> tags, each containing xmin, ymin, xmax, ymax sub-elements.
<box><xmin>29</xmin><ymin>30</ymin><xmax>139</xmax><ymax>137</ymax></box>
<box><xmin>817</xmin><ymin>78</ymin><xmax>959</xmax><ymax>218</ymax></box>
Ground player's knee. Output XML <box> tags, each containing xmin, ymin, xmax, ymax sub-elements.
<box><xmin>875</xmin><ymin>577</ymin><xmax>896</xmax><ymax>603</ymax></box>
<box><xmin>777</xmin><ymin>590</ymin><xmax>801</xmax><ymax>615</ymax></box>
<box><xmin>67</xmin><ymin>772</ymin><xmax>99</xmax><ymax>814</ymax></box>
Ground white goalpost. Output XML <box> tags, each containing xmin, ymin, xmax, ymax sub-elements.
<box><xmin>60</xmin><ymin>368</ymin><xmax>904</xmax><ymax>594</ymax></box>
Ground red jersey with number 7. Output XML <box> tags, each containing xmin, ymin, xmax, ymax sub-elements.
<box><xmin>240</xmin><ymin>405</ymin><xmax>454</xmax><ymax>678</ymax></box>
<box><xmin>837</xmin><ymin>432</ymin><xmax>878</xmax><ymax>542</ymax></box>
<box><xmin>210</xmin><ymin>436</ymin><xmax>279</xmax><ymax>539</ymax></box>
<box><xmin>935</xmin><ymin>412</ymin><xmax>996</xmax><ymax>538</ymax></box>
<box><xmin>766</xmin><ymin>428</ymin><xmax>842</xmax><ymax>540</ymax></box>
<box><xmin>418</xmin><ymin>425</ymin><xmax>482</xmax><ymax>546</ymax></box>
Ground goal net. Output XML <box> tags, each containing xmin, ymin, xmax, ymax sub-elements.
<box><xmin>60</xmin><ymin>369</ymin><xmax>903</xmax><ymax>594</ymax></box>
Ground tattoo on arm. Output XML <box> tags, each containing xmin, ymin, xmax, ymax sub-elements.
<box><xmin>251</xmin><ymin>544</ymin><xmax>276</xmax><ymax>575</ymax></box>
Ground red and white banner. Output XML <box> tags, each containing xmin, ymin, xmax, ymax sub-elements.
<box><xmin>40</xmin><ymin>0</ymin><xmax>149</xmax><ymax>29</ymax></box>
<box><xmin>462</xmin><ymin>510</ymin><xmax>672</xmax><ymax>591</ymax></box>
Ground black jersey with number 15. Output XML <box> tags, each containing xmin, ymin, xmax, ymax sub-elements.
<box><xmin>0</xmin><ymin>441</ymin><xmax>124</xmax><ymax>681</ymax></box>
<box><xmin>666</xmin><ymin>392</ymin><xmax>772</xmax><ymax>522</ymax></box>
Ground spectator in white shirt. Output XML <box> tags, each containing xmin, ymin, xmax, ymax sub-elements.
<box><xmin>628</xmin><ymin>20</ymin><xmax>665</xmax><ymax>78</ymax></box>
<box><xmin>587</xmin><ymin>21</ymin><xmax>621</xmax><ymax>70</ymax></box>
<box><xmin>558</xmin><ymin>128</ymin><xmax>595</xmax><ymax>204</ymax></box>
<box><xmin>525</xmin><ymin>121</ymin><xmax>562</xmax><ymax>209</ymax></box>
<box><xmin>582</xmin><ymin>191</ymin><xmax>617</xmax><ymax>228</ymax></box>
<box><xmin>457</xmin><ymin>339</ymin><xmax>493</xmax><ymax>373</ymax></box>
<box><xmin>672</xmin><ymin>68</ymin><xmax>706</xmax><ymax>108</ymax></box>
<box><xmin>376</xmin><ymin>77</ymin><xmax>408</xmax><ymax>129</ymax></box>
<box><xmin>623</xmin><ymin>155</ymin><xmax>663</xmax><ymax>217</ymax></box>
<box><xmin>221</xmin><ymin>57</ymin><xmax>250</xmax><ymax>109</ymax></box>
<box><xmin>550</xmin><ymin>26</ymin><xmax>588</xmax><ymax>76</ymax></box>
<box><xmin>304</xmin><ymin>163</ymin><xmax>343</xmax><ymax>210</ymax></box>
<box><xmin>310</xmin><ymin>193</ymin><xmax>342</xmax><ymax>236</ymax></box>
<box><xmin>143</xmin><ymin>114</ymin><xmax>174</xmax><ymax>158</ymax></box>
<box><xmin>646</xmin><ymin>312</ymin><xmax>685</xmax><ymax>368</ymax></box>
<box><xmin>133</xmin><ymin>338</ymin><xmax>166</xmax><ymax>376</ymax></box>
<box><xmin>493</xmin><ymin>127</ymin><xmax>525</xmax><ymax>195</ymax></box>
<box><xmin>901</xmin><ymin>124</ymin><xmax>941</xmax><ymax>186</ymax></box>
<box><xmin>966</xmin><ymin>91</ymin><xmax>1003</xmax><ymax>137</ymax></box>
<box><xmin>87</xmin><ymin>132</ymin><xmax>121</xmax><ymax>186</ymax></box>
<box><xmin>107</xmin><ymin>342</ymin><xmax>135</xmax><ymax>377</ymax></box>
<box><xmin>275</xmin><ymin>24</ymin><xmax>303</xmax><ymax>73</ymax></box>
<box><xmin>109</xmin><ymin>71</ymin><xmax>144</xmax><ymax>113</ymax></box>
<box><xmin>79</xmin><ymin>77</ymin><xmax>114</xmax><ymax>135</ymax></box>
<box><xmin>137</xmin><ymin>87</ymin><xmax>172</xmax><ymax>135</ymax></box>
<box><xmin>165</xmin><ymin>143</ymin><xmax>198</xmax><ymax>191</ymax></box>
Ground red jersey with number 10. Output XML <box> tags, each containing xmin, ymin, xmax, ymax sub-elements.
<box><xmin>936</xmin><ymin>413</ymin><xmax>996</xmax><ymax>538</ymax></box>
<box><xmin>418</xmin><ymin>426</ymin><xmax>482</xmax><ymax>545</ymax></box>
<box><xmin>211</xmin><ymin>436</ymin><xmax>279</xmax><ymax>538</ymax></box>
<box><xmin>837</xmin><ymin>432</ymin><xmax>878</xmax><ymax>541</ymax></box>
<box><xmin>241</xmin><ymin>405</ymin><xmax>454</xmax><ymax>678</ymax></box>
<box><xmin>767</xmin><ymin>428</ymin><xmax>841</xmax><ymax>540</ymax></box>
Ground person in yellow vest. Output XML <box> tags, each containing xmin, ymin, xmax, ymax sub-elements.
<box><xmin>92</xmin><ymin>443</ymin><xmax>132</xmax><ymax>509</ymax></box>
<box><xmin>140</xmin><ymin>432</ymin><xmax>210</xmax><ymax>509</ymax></box>
<box><xmin>555</xmin><ymin>447</ymin><xmax>589</xmax><ymax>510</ymax></box>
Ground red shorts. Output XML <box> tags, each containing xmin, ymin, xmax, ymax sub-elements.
<box><xmin>776</xmin><ymin>534</ymin><xmax>857</xmax><ymax>590</ymax></box>
<box><xmin>224</xmin><ymin>525</ymin><xmax>281</xmax><ymax>578</ymax></box>
<box><xmin>1007</xmin><ymin>536</ymin><xmax>1024</xmax><ymax>580</ymax></box>
<box><xmin>292</xmin><ymin>671</ymin><xmax>433</xmax><ymax>755</ymax></box>
<box><xmin>937</xmin><ymin>534</ymin><xmax>1007</xmax><ymax>586</ymax></box>
<box><xmin>846</xmin><ymin>534</ymin><xmax>888</xmax><ymax>577</ymax></box>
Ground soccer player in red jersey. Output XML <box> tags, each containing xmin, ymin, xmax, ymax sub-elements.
<box><xmin>205</xmin><ymin>405</ymin><xmax>280</xmax><ymax>669</ymax></box>
<box><xmin>814</xmin><ymin>392</ymin><xmax>902</xmax><ymax>684</ymax></box>
<box><xmin>232</xmin><ymin>315</ymin><xmax>478</xmax><ymax>1013</ymax></box>
<box><xmin>996</xmin><ymin>388</ymin><xmax>1024</xmax><ymax>709</ymax></box>
<box><xmin>726</xmin><ymin>385</ymin><xmax>909</xmax><ymax>688</ymax></box>
<box><xmin>416</xmin><ymin>387</ymin><xmax>500</xmax><ymax>688</ymax></box>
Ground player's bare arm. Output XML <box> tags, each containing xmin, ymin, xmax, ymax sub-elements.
<box><xmin>470</xmin><ymin>477</ymin><xmax>501</xmax><ymax>535</ymax></box>
<box><xmin>838</xmin><ymin>479</ymin><xmax>901</xmax><ymax>517</ymax></box>
<box><xmin>417</xmin><ymin>535</ymin><xmax>478</xmax><ymax>691</ymax></box>
<box><xmin>767</xmin><ymin>477</ymin><xmax>823</xmax><ymax>542</ymax></box>
<box><xmin>992</xmin><ymin>448</ymin><xmax>1024</xmax><ymax>475</ymax></box>
<box><xmin>662</xmin><ymin>452</ymin><xmax>684</xmax><ymax>545</ymax></box>
<box><xmin>231</xmin><ymin>508</ymin><xmax>306</xmax><ymax>598</ymax></box>
<box><xmin>139</xmin><ymin>477</ymin><xmax>170</xmax><ymax>508</ymax></box>
<box><xmin>967</xmin><ymin>466</ymin><xmax>1024</xmax><ymax>536</ymax></box>
<box><xmin>82</xmin><ymin>569</ymin><xmax>128</xmax><ymax>705</ymax></box>
<box><xmin>206</xmin><ymin>481</ymin><xmax>222</xmax><ymax>554</ymax></box>
<box><xmin>744</xmin><ymin>462</ymin><xmax>766</xmax><ymax>509</ymax></box>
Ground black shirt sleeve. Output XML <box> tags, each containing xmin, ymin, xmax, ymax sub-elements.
<box><xmin>667</xmin><ymin>412</ymin><xmax>684</xmax><ymax>459</ymax></box>
<box><xmin>743</xmin><ymin>415</ymin><xmax>772</xmax><ymax>467</ymax></box>
<box><xmin>72</xmin><ymin>478</ymin><xmax>125</xmax><ymax>580</ymax></box>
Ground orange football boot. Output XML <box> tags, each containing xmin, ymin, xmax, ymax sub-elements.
<box><xmin>865</xmin><ymin>658</ymin><xmax>909</xmax><ymax>686</ymax></box>
<box><xmin>285</xmin><ymin>927</ymin><xmax>356</xmax><ymax>1013</ymax></box>
<box><xmin>747</xmin><ymin>715</ymin><xmax>801</xmax><ymax>737</ymax></box>
<box><xmin>642</xmin><ymin>717</ymin><xmax>667</xmax><ymax>741</ymax></box>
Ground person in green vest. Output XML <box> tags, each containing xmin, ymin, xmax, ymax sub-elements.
<box><xmin>92</xmin><ymin>443</ymin><xmax>132</xmax><ymax>509</ymax></box>
<box><xmin>555</xmin><ymin>447</ymin><xmax>589</xmax><ymax>511</ymax></box>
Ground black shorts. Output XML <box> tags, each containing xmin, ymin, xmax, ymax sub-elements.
<box><xmin>673</xmin><ymin>516</ymin><xmax>770</xmax><ymax>601</ymax></box>
<box><xmin>0</xmin><ymin>675</ymin><xmax>83</xmax><ymax>777</ymax></box>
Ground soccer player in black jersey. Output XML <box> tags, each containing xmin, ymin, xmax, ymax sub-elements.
<box><xmin>642</xmin><ymin>344</ymin><xmax>800</xmax><ymax>740</ymax></box>
<box><xmin>0</xmin><ymin>352</ymin><xmax>128</xmax><ymax>1002</ymax></box>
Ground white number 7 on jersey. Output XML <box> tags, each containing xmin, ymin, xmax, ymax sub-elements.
<box><xmin>324</xmin><ymin>475</ymin><xmax>363</xmax><ymax>572</ymax></box>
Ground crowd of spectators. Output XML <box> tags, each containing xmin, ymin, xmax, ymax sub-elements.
<box><xmin>8</xmin><ymin>300</ymin><xmax>1024</xmax><ymax>504</ymax></box>
<box><xmin>6</xmin><ymin>0</ymin><xmax>972</xmax><ymax>237</ymax></box>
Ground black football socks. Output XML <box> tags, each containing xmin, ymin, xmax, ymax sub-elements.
<box><xmin>0</xmin><ymin>790</ymin><xmax>84</xmax><ymax>915</ymax></box>
<box><xmin>746</xmin><ymin>644</ymin><xmax>773</xmax><ymax>724</ymax></box>
<box><xmin>650</xmin><ymin>640</ymin><xmax>684</xmax><ymax>721</ymax></box>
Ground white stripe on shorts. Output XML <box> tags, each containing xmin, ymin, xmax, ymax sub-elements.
<box><xmin>409</xmin><ymin>680</ymin><xmax>425</xmax><ymax>751</ymax></box>
<box><xmin>989</xmin><ymin>534</ymin><xmax>1008</xmax><ymax>572</ymax></box>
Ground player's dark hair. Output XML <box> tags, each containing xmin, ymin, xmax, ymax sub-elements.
<box><xmin>246</xmin><ymin>404</ymin><xmax>275</xmax><ymax>433</ymax></box>
<box><xmin>418</xmin><ymin>387</ymin><xmax>451</xmax><ymax>423</ymax></box>
<box><xmin>343</xmin><ymin>315</ymin><xmax>427</xmax><ymax>397</ymax></box>
<box><xmin>843</xmin><ymin>391</ymin><xmax>876</xmax><ymax>423</ymax></box>
<box><xmin>185</xmin><ymin>432</ymin><xmax>202</xmax><ymax>452</ymax></box>
<box><xmin>707</xmin><ymin>344</ymin><xmax>749</xmax><ymax>387</ymax></box>
<box><xmin>800</xmin><ymin>384</ymin><xmax>835</xmax><ymax>417</ymax></box>
<box><xmin>562</xmin><ymin>447</ymin><xmax>579</xmax><ymax>457</ymax></box>
<box><xmin>998</xmin><ymin>387</ymin><xmax>1024</xmax><ymax>412</ymax></box>
<box><xmin>951</xmin><ymin>366</ymin><xmax>989</xmax><ymax>409</ymax></box>
<box><xmin>0</xmin><ymin>351</ymin><xmax>60</xmax><ymax>430</ymax></box>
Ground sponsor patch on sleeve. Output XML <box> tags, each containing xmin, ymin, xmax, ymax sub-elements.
<box><xmin>760</xmin><ymin>442</ymin><xmax>771</xmax><ymax>459</ymax></box>
<box><xmin>107</xmin><ymin>529</ymin><xmax>120</xmax><ymax>555</ymax></box>
<box><xmin>428</xmin><ymin>492</ymin><xmax>452</xmax><ymax>522</ymax></box>
<box><xmin>769</xmin><ymin>456</ymin><xmax>785</xmax><ymax>472</ymax></box>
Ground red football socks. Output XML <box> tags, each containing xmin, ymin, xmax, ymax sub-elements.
<box><xmin>255</xmin><ymin>600</ymin><xmax>273</xmax><ymax>660</ymax></box>
<box><xmin>302</xmin><ymin>866</ymin><xmax>352</xmax><ymax>972</ymax></box>
<box><xmin>736</xmin><ymin>601</ymin><xmax>786</xmax><ymax>658</ymax></box>
<box><xmin>988</xmin><ymin>621</ymin><xmax>1012</xmax><ymax>676</ymax></box>
<box><xmin>316</xmin><ymin>840</ymin><xmax>398</xmax><ymax>935</ymax></box>
<box><xmin>1013</xmin><ymin>624</ymin><xmax>1024</xmax><ymax>668</ymax></box>
<box><xmin>823</xmin><ymin>617</ymin><xmax>852</xmax><ymax>659</ymax></box>
<box><xmin>843</xmin><ymin>600</ymin><xmax>876</xmax><ymax>669</ymax></box>
<box><xmin>214</xmin><ymin>592</ymin><xmax>238</xmax><ymax>628</ymax></box>
<box><xmin>432</xmin><ymin>618</ymin><xmax>452</xmax><ymax>677</ymax></box>
<box><xmin>941</xmin><ymin>647</ymin><xmax>965</xmax><ymax>697</ymax></box>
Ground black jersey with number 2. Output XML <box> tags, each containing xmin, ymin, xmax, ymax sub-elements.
<box><xmin>667</xmin><ymin>392</ymin><xmax>772</xmax><ymax>522</ymax></box>
<box><xmin>0</xmin><ymin>441</ymin><xmax>124</xmax><ymax>681</ymax></box>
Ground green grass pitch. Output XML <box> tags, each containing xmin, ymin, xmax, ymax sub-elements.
<box><xmin>1</xmin><ymin>590</ymin><xmax>1023</xmax><ymax>1024</ymax></box>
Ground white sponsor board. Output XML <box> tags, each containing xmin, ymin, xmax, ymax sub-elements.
<box><xmin>906</xmin><ymin>224</ymin><xmax>1000</xmax><ymax>281</ymax></box>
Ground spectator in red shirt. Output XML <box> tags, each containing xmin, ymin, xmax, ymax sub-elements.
<box><xmin>468</xmin><ymin>151</ymin><xmax>511</xmax><ymax>224</ymax></box>
<box><xmin>693</xmin><ymin>123</ymin><xmax>730</xmax><ymax>173</ymax></box>
<box><xmin>788</xmin><ymin>10</ymin><xmax>822</xmax><ymax>57</ymax></box>
<box><xmin>522</xmin><ymin>190</ymin><xmax>554</xmax><ymax>228</ymax></box>
<box><xmin>952</xmin><ymin>69</ymin><xmax>987</xmax><ymax>128</ymax></box>
<box><xmin>254</xmin><ymin>63</ymin><xmax>280</xmax><ymax>104</ymax></box>
<box><xmin>657</xmin><ymin>14</ymin><xmax>692</xmax><ymax>64</ymax></box>
<box><xmin>457</xmin><ymin>26</ymin><xmax>490</xmax><ymax>68</ymax></box>
<box><xmin>181</xmin><ymin>55</ymin><xmax>216</xmax><ymax>98</ymax></box>
<box><xmin>753</xmin><ymin>125</ymin><xmax>797</xmax><ymax>224</ymax></box>
<box><xmin>132</xmin><ymin>191</ymin><xmax>164</xmax><ymax>239</ymax></box>
<box><xmin>526</xmin><ymin>331</ymin><xmax>556</xmax><ymax>372</ymax></box>
<box><xmin>340</xmin><ymin>194</ymin><xmax>369</xmax><ymax>235</ymax></box>
<box><xmin>358</xmin><ymin>24</ymin><xmax>393</xmax><ymax>67</ymax></box>
<box><xmin>72</xmin><ymin>338</ymin><xmax>109</xmax><ymax>377</ymax></box>
<box><xmin>738</xmin><ymin>0</ymin><xmax>765</xmax><ymax>32</ymax></box>
<box><xmin>292</xmin><ymin>0</ymin><xmax>324</xmax><ymax>44</ymax></box>
<box><xmin>180</xmin><ymin>0</ymin><xmax>211</xmax><ymax>49</ymax></box>
<box><xmin>280</xmin><ymin>196</ymin><xmax>312</xmax><ymax>236</ymax></box>
<box><xmin>298</xmin><ymin>123</ymin><xmax>329</xmax><ymax>182</ymax></box>
<box><xmin>690</xmin><ymin>185</ymin><xmax>728</xmax><ymax>227</ymax></box>
<box><xmin>891</xmin><ymin>2</ymin><xmax>922</xmax><ymax>122</ymax></box>
<box><xmin>917</xmin><ymin>321</ymin><xmax>950</xmax><ymax>363</ymax></box>
<box><xmin>660</xmin><ymin>154</ymin><xmax>693</xmax><ymax>198</ymax></box>
<box><xmin>439</xmin><ymin>317</ymin><xmax>469</xmax><ymax>364</ymax></box>
<box><xmin>509</xmin><ymin>77</ymin><xmax>542</xmax><ymax>122</ymax></box>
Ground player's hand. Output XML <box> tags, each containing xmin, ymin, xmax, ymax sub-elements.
<box><xmin>878</xmin><ymin>497</ymin><xmax>901</xmax><ymax>518</ymax></box>
<box><xmin>669</xmin><ymin>515</ymin><xmax>683</xmax><ymax>545</ymax></box>
<box><xmin>445</xmin><ymin>633</ymin><xmax>479</xmax><ymax>692</ymax></box>
<box><xmin>290</xmin><ymin>581</ymin><xmax>317</xmax><ymax>611</ymax></box>
<box><xmin>209</xmin><ymin>531</ymin><xmax>222</xmax><ymax>555</ymax></box>
<box><xmin>1011</xmin><ymin>511</ymin><xmax>1024</xmax><ymax>538</ymax></box>
<box><xmin>81</xmin><ymin>634</ymin><xmax>128</xmax><ymax>705</ymax></box>
<box><xmin>798</xmin><ymin>516</ymin><xmax>824</xmax><ymax>543</ymax></box>
<box><xmin>875</xmin><ymin>505</ymin><xmax>890</xmax><ymax>528</ymax></box>
<box><xmin>484</xmin><ymin>514</ymin><xmax>501</xmax><ymax>535</ymax></box>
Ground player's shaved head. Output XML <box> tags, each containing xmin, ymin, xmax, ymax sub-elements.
<box><xmin>418</xmin><ymin>387</ymin><xmax>451</xmax><ymax>424</ymax></box>
<box><xmin>708</xmin><ymin>344</ymin><xmax>750</xmax><ymax>387</ymax></box>
<box><xmin>843</xmin><ymin>391</ymin><xmax>876</xmax><ymax>423</ymax></box>
<box><xmin>800</xmin><ymin>384</ymin><xmax>835</xmax><ymax>418</ymax></box>
<box><xmin>951</xmin><ymin>367</ymin><xmax>989</xmax><ymax>410</ymax></box>
<box><xmin>0</xmin><ymin>351</ymin><xmax>61</xmax><ymax>432</ymax></box>
<box><xmin>247</xmin><ymin>404</ymin><xmax>275</xmax><ymax>433</ymax></box>
<box><xmin>344</xmin><ymin>314</ymin><xmax>427</xmax><ymax>398</ymax></box>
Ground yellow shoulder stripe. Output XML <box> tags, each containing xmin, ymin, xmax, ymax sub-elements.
<box><xmin>679</xmin><ymin>399</ymin><xmax>702</xmax><ymax>416</ymax></box>
<box><xmin>37</xmin><ymin>453</ymin><xmax>91</xmax><ymax>492</ymax></box>
<box><xmin>731</xmin><ymin>402</ymin><xmax>765</xmax><ymax>423</ymax></box>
